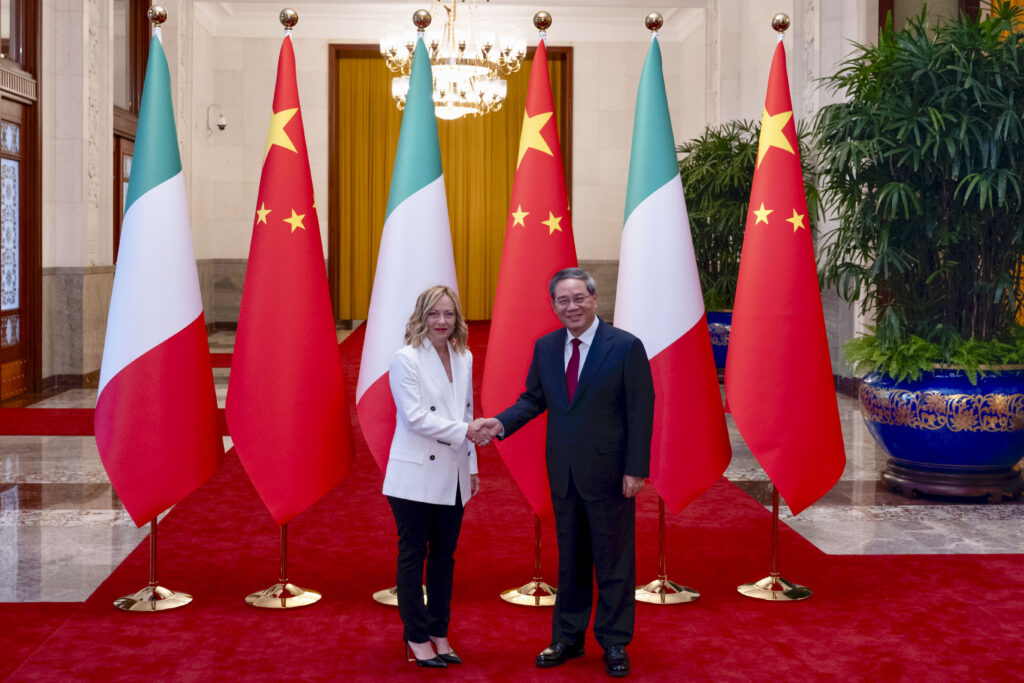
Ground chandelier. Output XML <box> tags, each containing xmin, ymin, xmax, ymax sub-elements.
<box><xmin>380</xmin><ymin>1</ymin><xmax>526</xmax><ymax>120</ymax></box>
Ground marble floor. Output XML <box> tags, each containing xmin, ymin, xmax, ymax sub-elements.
<box><xmin>2</xmin><ymin>328</ymin><xmax>1023</xmax><ymax>601</ymax></box>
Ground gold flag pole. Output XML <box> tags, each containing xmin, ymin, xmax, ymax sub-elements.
<box><xmin>498</xmin><ymin>10</ymin><xmax>558</xmax><ymax>611</ymax></box>
<box><xmin>245</xmin><ymin>522</ymin><xmax>322</xmax><ymax>608</ymax></box>
<box><xmin>114</xmin><ymin>518</ymin><xmax>193</xmax><ymax>611</ymax></box>
<box><xmin>372</xmin><ymin>7</ymin><xmax>432</xmax><ymax>610</ymax></box>
<box><xmin>112</xmin><ymin>6</ymin><xmax>193</xmax><ymax>615</ymax></box>
<box><xmin>635</xmin><ymin>496</ymin><xmax>699</xmax><ymax>604</ymax></box>
<box><xmin>500</xmin><ymin>514</ymin><xmax>556</xmax><ymax>606</ymax></box>
<box><xmin>737</xmin><ymin>485</ymin><xmax>811</xmax><ymax>601</ymax></box>
<box><xmin>240</xmin><ymin>7</ymin><xmax>321</xmax><ymax>612</ymax></box>
<box><xmin>735</xmin><ymin>12</ymin><xmax>811</xmax><ymax>605</ymax></box>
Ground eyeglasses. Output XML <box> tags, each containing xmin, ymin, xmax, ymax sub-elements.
<box><xmin>553</xmin><ymin>294</ymin><xmax>592</xmax><ymax>308</ymax></box>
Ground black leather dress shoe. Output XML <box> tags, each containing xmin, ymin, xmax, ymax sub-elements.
<box><xmin>603</xmin><ymin>644</ymin><xmax>630</xmax><ymax>678</ymax></box>
<box><xmin>436</xmin><ymin>650</ymin><xmax>462</xmax><ymax>665</ymax></box>
<box><xmin>535</xmin><ymin>641</ymin><xmax>585</xmax><ymax>668</ymax></box>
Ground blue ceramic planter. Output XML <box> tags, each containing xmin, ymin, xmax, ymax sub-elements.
<box><xmin>860</xmin><ymin>369</ymin><xmax>1024</xmax><ymax>500</ymax></box>
<box><xmin>706</xmin><ymin>310</ymin><xmax>731</xmax><ymax>370</ymax></box>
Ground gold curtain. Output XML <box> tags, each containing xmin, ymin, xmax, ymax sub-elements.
<box><xmin>331</xmin><ymin>47</ymin><xmax>569</xmax><ymax>320</ymax></box>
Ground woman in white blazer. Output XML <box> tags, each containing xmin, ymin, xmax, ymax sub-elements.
<box><xmin>383</xmin><ymin>285</ymin><xmax>482</xmax><ymax>668</ymax></box>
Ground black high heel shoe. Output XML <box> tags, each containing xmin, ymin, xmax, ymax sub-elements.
<box><xmin>406</xmin><ymin>641</ymin><xmax>447</xmax><ymax>668</ymax></box>
<box><xmin>429</xmin><ymin>637</ymin><xmax>462</xmax><ymax>665</ymax></box>
<box><xmin>436</xmin><ymin>651</ymin><xmax>462</xmax><ymax>665</ymax></box>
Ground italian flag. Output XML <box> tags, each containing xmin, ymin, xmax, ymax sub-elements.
<box><xmin>94</xmin><ymin>30</ymin><xmax>223</xmax><ymax>527</ymax></box>
<box><xmin>356</xmin><ymin>36</ymin><xmax>458</xmax><ymax>472</ymax></box>
<box><xmin>614</xmin><ymin>35</ymin><xmax>731</xmax><ymax>513</ymax></box>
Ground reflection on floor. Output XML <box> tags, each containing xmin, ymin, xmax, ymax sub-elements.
<box><xmin>2</xmin><ymin>328</ymin><xmax>1022</xmax><ymax>601</ymax></box>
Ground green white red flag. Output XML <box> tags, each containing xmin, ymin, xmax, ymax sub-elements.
<box><xmin>614</xmin><ymin>35</ymin><xmax>731</xmax><ymax>513</ymax></box>
<box><xmin>95</xmin><ymin>28</ymin><xmax>223</xmax><ymax>527</ymax></box>
<box><xmin>355</xmin><ymin>36</ymin><xmax>459</xmax><ymax>473</ymax></box>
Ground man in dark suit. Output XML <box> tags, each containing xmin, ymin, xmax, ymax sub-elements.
<box><xmin>476</xmin><ymin>267</ymin><xmax>654</xmax><ymax>678</ymax></box>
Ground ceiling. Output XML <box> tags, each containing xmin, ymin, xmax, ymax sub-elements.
<box><xmin>195</xmin><ymin>1</ymin><xmax>710</xmax><ymax>42</ymax></box>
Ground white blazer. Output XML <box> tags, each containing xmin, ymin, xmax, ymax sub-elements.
<box><xmin>382</xmin><ymin>340</ymin><xmax>478</xmax><ymax>505</ymax></box>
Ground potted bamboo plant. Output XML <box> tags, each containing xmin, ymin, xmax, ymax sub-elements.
<box><xmin>814</xmin><ymin>4</ymin><xmax>1024</xmax><ymax>499</ymax></box>
<box><xmin>678</xmin><ymin>119</ymin><xmax>820</xmax><ymax>368</ymax></box>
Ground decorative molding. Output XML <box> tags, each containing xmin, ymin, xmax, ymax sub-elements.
<box><xmin>86</xmin><ymin>0</ymin><xmax>100</xmax><ymax>207</ymax></box>
<box><xmin>177</xmin><ymin>0</ymin><xmax>193</xmax><ymax>186</ymax></box>
<box><xmin>706</xmin><ymin>1</ymin><xmax>720</xmax><ymax>125</ymax></box>
<box><xmin>85</xmin><ymin>0</ymin><xmax>103</xmax><ymax>268</ymax></box>
<box><xmin>0</xmin><ymin>63</ymin><xmax>36</xmax><ymax>103</ymax></box>
<box><xmin>800</xmin><ymin>0</ymin><xmax>820</xmax><ymax>124</ymax></box>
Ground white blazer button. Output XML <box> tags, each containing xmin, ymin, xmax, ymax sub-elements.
<box><xmin>429</xmin><ymin>454</ymin><xmax>436</xmax><ymax>461</ymax></box>
<box><xmin>430</xmin><ymin>406</ymin><xmax>436</xmax><ymax>411</ymax></box>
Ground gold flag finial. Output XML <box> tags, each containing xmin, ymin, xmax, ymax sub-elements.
<box><xmin>280</xmin><ymin>8</ymin><xmax>299</xmax><ymax>29</ymax></box>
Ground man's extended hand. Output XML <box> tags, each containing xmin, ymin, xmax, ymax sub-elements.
<box><xmin>622</xmin><ymin>475</ymin><xmax>644</xmax><ymax>498</ymax></box>
<box><xmin>467</xmin><ymin>417</ymin><xmax>502</xmax><ymax>446</ymax></box>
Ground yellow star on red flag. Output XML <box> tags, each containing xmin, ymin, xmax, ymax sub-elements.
<box><xmin>786</xmin><ymin>209</ymin><xmax>806</xmax><ymax>232</ymax></box>
<box><xmin>511</xmin><ymin>205</ymin><xmax>529</xmax><ymax>228</ymax></box>
<box><xmin>255</xmin><ymin>202</ymin><xmax>271</xmax><ymax>225</ymax></box>
<box><xmin>264</xmin><ymin>107</ymin><xmax>298</xmax><ymax>162</ymax></box>
<box><xmin>517</xmin><ymin>111</ymin><xmax>554</xmax><ymax>169</ymax></box>
<box><xmin>283</xmin><ymin>209</ymin><xmax>306</xmax><ymax>232</ymax></box>
<box><xmin>541</xmin><ymin>211</ymin><xmax>563</xmax><ymax>235</ymax></box>
<box><xmin>757</xmin><ymin>107</ymin><xmax>795</xmax><ymax>168</ymax></box>
<box><xmin>753</xmin><ymin>202</ymin><xmax>773</xmax><ymax>225</ymax></box>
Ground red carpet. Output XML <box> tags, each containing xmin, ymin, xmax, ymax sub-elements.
<box><xmin>0</xmin><ymin>603</ymin><xmax>78</xmax><ymax>680</ymax></box>
<box><xmin>0</xmin><ymin>408</ymin><xmax>229</xmax><ymax>436</ymax></box>
<box><xmin>210</xmin><ymin>352</ymin><xmax>232</xmax><ymax>367</ymax></box>
<box><xmin>5</xmin><ymin>322</ymin><xmax>1024</xmax><ymax>680</ymax></box>
<box><xmin>0</xmin><ymin>408</ymin><xmax>96</xmax><ymax>435</ymax></box>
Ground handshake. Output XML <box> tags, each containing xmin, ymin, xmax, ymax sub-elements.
<box><xmin>467</xmin><ymin>417</ymin><xmax>502</xmax><ymax>446</ymax></box>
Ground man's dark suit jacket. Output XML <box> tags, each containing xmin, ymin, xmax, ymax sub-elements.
<box><xmin>497</xmin><ymin>319</ymin><xmax>655</xmax><ymax>501</ymax></box>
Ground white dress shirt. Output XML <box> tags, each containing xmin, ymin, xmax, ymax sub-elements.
<box><xmin>563</xmin><ymin>316</ymin><xmax>600</xmax><ymax>380</ymax></box>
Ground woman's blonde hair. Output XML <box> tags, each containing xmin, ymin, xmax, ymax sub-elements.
<box><xmin>404</xmin><ymin>285</ymin><xmax>468</xmax><ymax>353</ymax></box>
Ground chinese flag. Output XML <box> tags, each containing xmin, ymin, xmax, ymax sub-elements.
<box><xmin>481</xmin><ymin>41</ymin><xmax>578</xmax><ymax>522</ymax></box>
<box><xmin>225</xmin><ymin>34</ymin><xmax>353</xmax><ymax>525</ymax></box>
<box><xmin>724</xmin><ymin>39</ymin><xmax>845</xmax><ymax>516</ymax></box>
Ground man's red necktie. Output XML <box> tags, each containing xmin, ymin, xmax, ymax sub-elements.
<box><xmin>566</xmin><ymin>338</ymin><xmax>582</xmax><ymax>402</ymax></box>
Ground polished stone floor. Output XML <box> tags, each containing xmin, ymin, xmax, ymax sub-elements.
<box><xmin>2</xmin><ymin>328</ymin><xmax>1022</xmax><ymax>601</ymax></box>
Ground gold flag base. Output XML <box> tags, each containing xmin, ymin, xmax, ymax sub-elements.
<box><xmin>114</xmin><ymin>585</ymin><xmax>192</xmax><ymax>612</ymax></box>
<box><xmin>500</xmin><ymin>579</ymin><xmax>557</xmax><ymax>607</ymax></box>
<box><xmin>635</xmin><ymin>497</ymin><xmax>700</xmax><ymax>605</ymax></box>
<box><xmin>635</xmin><ymin>577</ymin><xmax>699</xmax><ymax>605</ymax></box>
<box><xmin>245</xmin><ymin>524</ymin><xmax>320</xmax><ymax>608</ymax></box>
<box><xmin>372</xmin><ymin>585</ymin><xmax>427</xmax><ymax>606</ymax></box>
<box><xmin>501</xmin><ymin>515</ymin><xmax>556</xmax><ymax>606</ymax></box>
<box><xmin>737</xmin><ymin>486</ymin><xmax>814</xmax><ymax>602</ymax></box>
<box><xmin>737</xmin><ymin>573</ymin><xmax>812</xmax><ymax>601</ymax></box>
<box><xmin>245</xmin><ymin>582</ymin><xmax>322</xmax><ymax>609</ymax></box>
<box><xmin>114</xmin><ymin>520</ymin><xmax>191</xmax><ymax>612</ymax></box>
